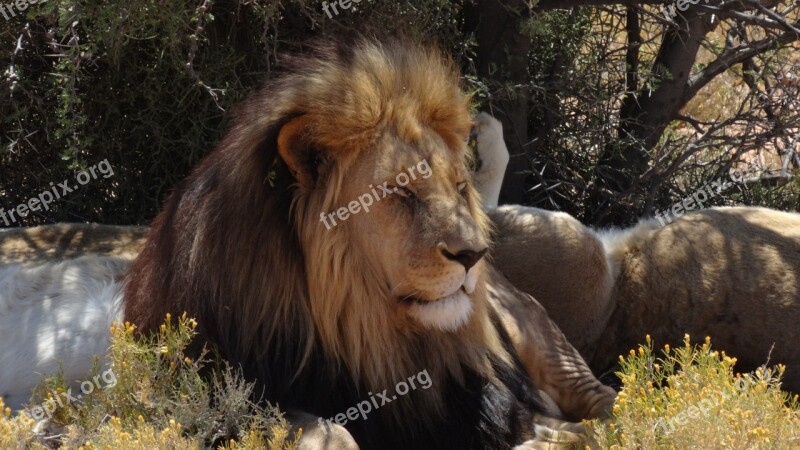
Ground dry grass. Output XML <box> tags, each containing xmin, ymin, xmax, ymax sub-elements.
<box><xmin>0</xmin><ymin>314</ymin><xmax>297</xmax><ymax>450</ymax></box>
<box><xmin>4</xmin><ymin>319</ymin><xmax>799</xmax><ymax>449</ymax></box>
<box><xmin>588</xmin><ymin>335</ymin><xmax>800</xmax><ymax>449</ymax></box>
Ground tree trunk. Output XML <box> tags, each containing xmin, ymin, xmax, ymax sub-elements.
<box><xmin>464</xmin><ymin>0</ymin><xmax>532</xmax><ymax>204</ymax></box>
<box><xmin>602</xmin><ymin>10</ymin><xmax>711</xmax><ymax>193</ymax></box>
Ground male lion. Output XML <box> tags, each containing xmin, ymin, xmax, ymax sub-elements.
<box><xmin>0</xmin><ymin>38</ymin><xmax>614</xmax><ymax>449</ymax></box>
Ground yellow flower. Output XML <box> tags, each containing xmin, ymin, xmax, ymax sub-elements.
<box><xmin>746</xmin><ymin>427</ymin><xmax>769</xmax><ymax>439</ymax></box>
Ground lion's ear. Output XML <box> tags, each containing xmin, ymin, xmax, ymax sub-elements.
<box><xmin>277</xmin><ymin>115</ymin><xmax>323</xmax><ymax>187</ymax></box>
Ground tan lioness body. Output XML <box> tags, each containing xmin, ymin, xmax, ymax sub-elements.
<box><xmin>469</xmin><ymin>116</ymin><xmax>800</xmax><ymax>391</ymax></box>
<box><xmin>490</xmin><ymin>205</ymin><xmax>800</xmax><ymax>391</ymax></box>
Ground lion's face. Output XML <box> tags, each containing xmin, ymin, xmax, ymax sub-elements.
<box><xmin>322</xmin><ymin>128</ymin><xmax>489</xmax><ymax>332</ymax></box>
<box><xmin>272</xmin><ymin>40</ymin><xmax>485</xmax><ymax>336</ymax></box>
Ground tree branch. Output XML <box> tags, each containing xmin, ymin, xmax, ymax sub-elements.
<box><xmin>683</xmin><ymin>24</ymin><xmax>800</xmax><ymax>103</ymax></box>
<box><xmin>534</xmin><ymin>0</ymin><xmax>662</xmax><ymax>9</ymax></box>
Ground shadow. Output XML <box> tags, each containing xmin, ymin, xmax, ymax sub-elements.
<box><xmin>0</xmin><ymin>223</ymin><xmax>148</xmax><ymax>264</ymax></box>
<box><xmin>593</xmin><ymin>207</ymin><xmax>800</xmax><ymax>393</ymax></box>
<box><xmin>0</xmin><ymin>223</ymin><xmax>148</xmax><ymax>409</ymax></box>
<box><xmin>0</xmin><ymin>253</ymin><xmax>130</xmax><ymax>411</ymax></box>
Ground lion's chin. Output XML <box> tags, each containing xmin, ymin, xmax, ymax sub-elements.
<box><xmin>407</xmin><ymin>290</ymin><xmax>473</xmax><ymax>332</ymax></box>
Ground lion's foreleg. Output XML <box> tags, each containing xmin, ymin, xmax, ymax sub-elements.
<box><xmin>515</xmin><ymin>414</ymin><xmax>588</xmax><ymax>449</ymax></box>
<box><xmin>488</xmin><ymin>269</ymin><xmax>616</xmax><ymax>421</ymax></box>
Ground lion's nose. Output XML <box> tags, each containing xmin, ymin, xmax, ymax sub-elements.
<box><xmin>441</xmin><ymin>246</ymin><xmax>488</xmax><ymax>271</ymax></box>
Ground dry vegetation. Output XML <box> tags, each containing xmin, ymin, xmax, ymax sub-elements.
<box><xmin>0</xmin><ymin>315</ymin><xmax>297</xmax><ymax>450</ymax></box>
<box><xmin>589</xmin><ymin>335</ymin><xmax>800</xmax><ymax>449</ymax></box>
<box><xmin>4</xmin><ymin>320</ymin><xmax>799</xmax><ymax>448</ymax></box>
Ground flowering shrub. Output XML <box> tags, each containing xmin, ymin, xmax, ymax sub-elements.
<box><xmin>0</xmin><ymin>314</ymin><xmax>297</xmax><ymax>449</ymax></box>
<box><xmin>589</xmin><ymin>335</ymin><xmax>800</xmax><ymax>449</ymax></box>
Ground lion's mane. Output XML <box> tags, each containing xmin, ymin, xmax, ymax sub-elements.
<box><xmin>123</xmin><ymin>38</ymin><xmax>548</xmax><ymax>449</ymax></box>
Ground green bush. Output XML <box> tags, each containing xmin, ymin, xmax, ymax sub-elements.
<box><xmin>0</xmin><ymin>0</ymin><xmax>469</xmax><ymax>225</ymax></box>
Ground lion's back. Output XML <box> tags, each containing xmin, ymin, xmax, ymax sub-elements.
<box><xmin>613</xmin><ymin>206</ymin><xmax>800</xmax><ymax>388</ymax></box>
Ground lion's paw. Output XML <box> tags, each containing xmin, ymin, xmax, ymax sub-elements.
<box><xmin>296</xmin><ymin>421</ymin><xmax>359</xmax><ymax>450</ymax></box>
<box><xmin>514</xmin><ymin>415</ymin><xmax>587</xmax><ymax>450</ymax></box>
<box><xmin>470</xmin><ymin>112</ymin><xmax>509</xmax><ymax>209</ymax></box>
<box><xmin>472</xmin><ymin>112</ymin><xmax>503</xmax><ymax>141</ymax></box>
<box><xmin>471</xmin><ymin>112</ymin><xmax>507</xmax><ymax>168</ymax></box>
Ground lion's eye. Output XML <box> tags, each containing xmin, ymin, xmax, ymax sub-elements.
<box><xmin>395</xmin><ymin>186</ymin><xmax>415</xmax><ymax>198</ymax></box>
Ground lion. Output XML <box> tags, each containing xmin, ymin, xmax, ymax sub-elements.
<box><xmin>472</xmin><ymin>123</ymin><xmax>800</xmax><ymax>391</ymax></box>
<box><xmin>0</xmin><ymin>38</ymin><xmax>615</xmax><ymax>449</ymax></box>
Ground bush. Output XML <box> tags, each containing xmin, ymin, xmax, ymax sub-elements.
<box><xmin>589</xmin><ymin>335</ymin><xmax>800</xmax><ymax>449</ymax></box>
<box><xmin>0</xmin><ymin>0</ymin><xmax>470</xmax><ymax>226</ymax></box>
<box><xmin>0</xmin><ymin>314</ymin><xmax>297</xmax><ymax>450</ymax></box>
